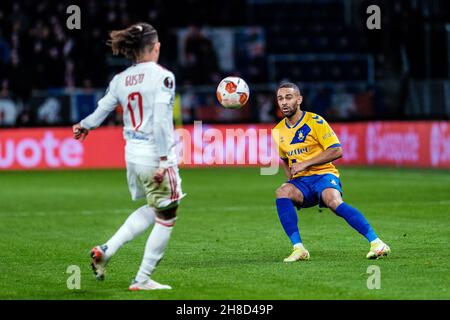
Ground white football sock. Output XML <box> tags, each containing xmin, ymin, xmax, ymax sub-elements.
<box><xmin>370</xmin><ymin>238</ymin><xmax>382</xmax><ymax>245</ymax></box>
<box><xmin>104</xmin><ymin>205</ymin><xmax>156</xmax><ymax>260</ymax></box>
<box><xmin>135</xmin><ymin>217</ymin><xmax>176</xmax><ymax>283</ymax></box>
<box><xmin>294</xmin><ymin>243</ymin><xmax>304</xmax><ymax>249</ymax></box>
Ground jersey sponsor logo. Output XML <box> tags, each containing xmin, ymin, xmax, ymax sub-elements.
<box><xmin>164</xmin><ymin>76</ymin><xmax>174</xmax><ymax>89</ymax></box>
<box><xmin>290</xmin><ymin>124</ymin><xmax>311</xmax><ymax>144</ymax></box>
<box><xmin>123</xmin><ymin>130</ymin><xmax>150</xmax><ymax>141</ymax></box>
<box><xmin>287</xmin><ymin>146</ymin><xmax>310</xmax><ymax>157</ymax></box>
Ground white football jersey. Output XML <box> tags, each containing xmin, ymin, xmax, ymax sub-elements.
<box><xmin>97</xmin><ymin>61</ymin><xmax>177</xmax><ymax>166</ymax></box>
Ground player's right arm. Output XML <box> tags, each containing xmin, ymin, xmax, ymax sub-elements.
<box><xmin>271</xmin><ymin>126</ymin><xmax>291</xmax><ymax>179</ymax></box>
<box><xmin>280</xmin><ymin>158</ymin><xmax>292</xmax><ymax>179</ymax></box>
<box><xmin>72</xmin><ymin>76</ymin><xmax>119</xmax><ymax>141</ymax></box>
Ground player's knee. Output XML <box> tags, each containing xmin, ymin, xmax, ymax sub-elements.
<box><xmin>275</xmin><ymin>185</ymin><xmax>292</xmax><ymax>199</ymax></box>
<box><xmin>156</xmin><ymin>206</ymin><xmax>178</xmax><ymax>220</ymax></box>
<box><xmin>326</xmin><ymin>198</ymin><xmax>343</xmax><ymax>211</ymax></box>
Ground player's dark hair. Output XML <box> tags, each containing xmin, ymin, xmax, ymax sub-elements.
<box><xmin>278</xmin><ymin>82</ymin><xmax>301</xmax><ymax>96</ymax></box>
<box><xmin>107</xmin><ymin>23</ymin><xmax>158</xmax><ymax>62</ymax></box>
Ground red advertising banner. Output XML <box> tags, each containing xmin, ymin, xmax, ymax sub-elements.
<box><xmin>1</xmin><ymin>121</ymin><xmax>449</xmax><ymax>170</ymax></box>
<box><xmin>0</xmin><ymin>127</ymin><xmax>125</xmax><ymax>170</ymax></box>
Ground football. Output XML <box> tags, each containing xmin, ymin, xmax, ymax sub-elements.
<box><xmin>216</xmin><ymin>76</ymin><xmax>250</xmax><ymax>109</ymax></box>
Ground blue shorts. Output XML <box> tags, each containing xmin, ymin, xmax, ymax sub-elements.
<box><xmin>288</xmin><ymin>174</ymin><xmax>343</xmax><ymax>209</ymax></box>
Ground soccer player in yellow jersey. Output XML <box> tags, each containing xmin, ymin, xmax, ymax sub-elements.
<box><xmin>272</xmin><ymin>83</ymin><xmax>390</xmax><ymax>262</ymax></box>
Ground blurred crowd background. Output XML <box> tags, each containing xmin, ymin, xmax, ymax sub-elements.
<box><xmin>0</xmin><ymin>0</ymin><xmax>449</xmax><ymax>127</ymax></box>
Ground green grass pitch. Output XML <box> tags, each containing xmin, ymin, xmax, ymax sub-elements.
<box><xmin>0</xmin><ymin>167</ymin><xmax>449</xmax><ymax>300</ymax></box>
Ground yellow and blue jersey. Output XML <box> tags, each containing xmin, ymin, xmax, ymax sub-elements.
<box><xmin>272</xmin><ymin>111</ymin><xmax>341</xmax><ymax>178</ymax></box>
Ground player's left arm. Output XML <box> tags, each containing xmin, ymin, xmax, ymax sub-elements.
<box><xmin>153</xmin><ymin>73</ymin><xmax>176</xmax><ymax>185</ymax></box>
<box><xmin>290</xmin><ymin>116</ymin><xmax>342</xmax><ymax>175</ymax></box>
<box><xmin>271</xmin><ymin>127</ymin><xmax>291</xmax><ymax>178</ymax></box>
<box><xmin>291</xmin><ymin>147</ymin><xmax>342</xmax><ymax>175</ymax></box>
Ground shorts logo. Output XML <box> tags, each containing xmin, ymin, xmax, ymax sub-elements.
<box><xmin>164</xmin><ymin>77</ymin><xmax>174</xmax><ymax>89</ymax></box>
<box><xmin>330</xmin><ymin>179</ymin><xmax>337</xmax><ymax>185</ymax></box>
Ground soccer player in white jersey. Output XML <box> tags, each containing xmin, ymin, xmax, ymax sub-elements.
<box><xmin>72</xmin><ymin>23</ymin><xmax>184</xmax><ymax>291</ymax></box>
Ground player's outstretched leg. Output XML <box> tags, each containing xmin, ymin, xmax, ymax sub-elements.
<box><xmin>335</xmin><ymin>203</ymin><xmax>390</xmax><ymax>259</ymax></box>
<box><xmin>322</xmin><ymin>189</ymin><xmax>390</xmax><ymax>259</ymax></box>
<box><xmin>275</xmin><ymin>184</ymin><xmax>309</xmax><ymax>262</ymax></box>
<box><xmin>129</xmin><ymin>209</ymin><xmax>176</xmax><ymax>291</ymax></box>
<box><xmin>90</xmin><ymin>205</ymin><xmax>156</xmax><ymax>280</ymax></box>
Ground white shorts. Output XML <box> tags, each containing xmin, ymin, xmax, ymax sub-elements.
<box><xmin>126</xmin><ymin>162</ymin><xmax>185</xmax><ymax>210</ymax></box>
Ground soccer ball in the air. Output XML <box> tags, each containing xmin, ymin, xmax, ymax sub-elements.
<box><xmin>216</xmin><ymin>76</ymin><xmax>250</xmax><ymax>109</ymax></box>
